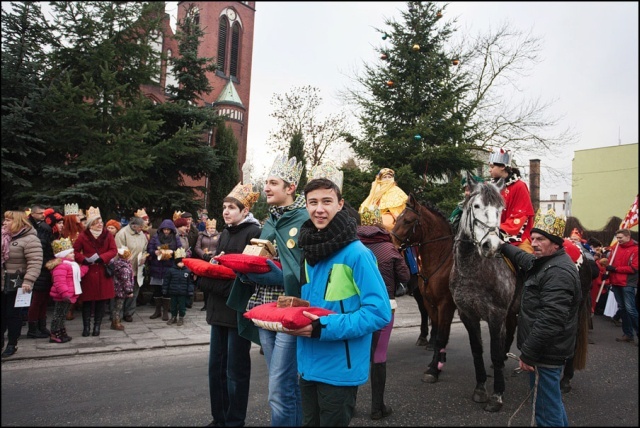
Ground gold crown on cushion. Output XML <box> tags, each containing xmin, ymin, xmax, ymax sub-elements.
<box><xmin>173</xmin><ymin>211</ymin><xmax>184</xmax><ymax>221</ymax></box>
<box><xmin>52</xmin><ymin>238</ymin><xmax>73</xmax><ymax>255</ymax></box>
<box><xmin>360</xmin><ymin>206</ymin><xmax>383</xmax><ymax>226</ymax></box>
<box><xmin>267</xmin><ymin>154</ymin><xmax>304</xmax><ymax>186</ymax></box>
<box><xmin>174</xmin><ymin>248</ymin><xmax>187</xmax><ymax>259</ymax></box>
<box><xmin>310</xmin><ymin>160</ymin><xmax>344</xmax><ymax>191</ymax></box>
<box><xmin>227</xmin><ymin>182</ymin><xmax>259</xmax><ymax>210</ymax></box>
<box><xmin>64</xmin><ymin>203</ymin><xmax>80</xmax><ymax>216</ymax></box>
<box><xmin>489</xmin><ymin>147</ymin><xmax>513</xmax><ymax>166</ymax></box>
<box><xmin>205</xmin><ymin>218</ymin><xmax>217</xmax><ymax>229</ymax></box>
<box><xmin>87</xmin><ymin>206</ymin><xmax>101</xmax><ymax>220</ymax></box>
<box><xmin>532</xmin><ymin>208</ymin><xmax>566</xmax><ymax>239</ymax></box>
<box><xmin>134</xmin><ymin>208</ymin><xmax>148</xmax><ymax>219</ymax></box>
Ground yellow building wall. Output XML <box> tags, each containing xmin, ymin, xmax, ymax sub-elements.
<box><xmin>571</xmin><ymin>143</ymin><xmax>638</xmax><ymax>230</ymax></box>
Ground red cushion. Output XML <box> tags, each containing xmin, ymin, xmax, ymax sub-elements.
<box><xmin>182</xmin><ymin>258</ymin><xmax>236</xmax><ymax>280</ymax></box>
<box><xmin>243</xmin><ymin>302</ymin><xmax>334</xmax><ymax>331</ymax></box>
<box><xmin>216</xmin><ymin>253</ymin><xmax>283</xmax><ymax>274</ymax></box>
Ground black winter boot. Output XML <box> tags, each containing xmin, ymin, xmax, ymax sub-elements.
<box><xmin>38</xmin><ymin>319</ymin><xmax>51</xmax><ymax>336</ymax></box>
<box><xmin>60</xmin><ymin>327</ymin><xmax>72</xmax><ymax>343</ymax></box>
<box><xmin>370</xmin><ymin>362</ymin><xmax>393</xmax><ymax>420</ymax></box>
<box><xmin>92</xmin><ymin>300</ymin><xmax>105</xmax><ymax>336</ymax></box>
<box><xmin>82</xmin><ymin>302</ymin><xmax>92</xmax><ymax>337</ymax></box>
<box><xmin>162</xmin><ymin>297</ymin><xmax>171</xmax><ymax>321</ymax></box>
<box><xmin>27</xmin><ymin>321</ymin><xmax>49</xmax><ymax>339</ymax></box>
<box><xmin>149</xmin><ymin>297</ymin><xmax>163</xmax><ymax>319</ymax></box>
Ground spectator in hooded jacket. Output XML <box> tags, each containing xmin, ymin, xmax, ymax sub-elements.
<box><xmin>147</xmin><ymin>219</ymin><xmax>182</xmax><ymax>321</ymax></box>
<box><xmin>1</xmin><ymin>210</ymin><xmax>43</xmax><ymax>359</ymax></box>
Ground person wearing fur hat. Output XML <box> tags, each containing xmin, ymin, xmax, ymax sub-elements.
<box><xmin>105</xmin><ymin>219</ymin><xmax>121</xmax><ymax>236</ymax></box>
<box><xmin>489</xmin><ymin>148</ymin><xmax>535</xmax><ymax>254</ymax></box>
<box><xmin>162</xmin><ymin>248</ymin><xmax>194</xmax><ymax>326</ymax></box>
<box><xmin>47</xmin><ymin>239</ymin><xmax>88</xmax><ymax>343</ymax></box>
<box><xmin>73</xmin><ymin>207</ymin><xmax>118</xmax><ymax>337</ymax></box>
<box><xmin>147</xmin><ymin>219</ymin><xmax>182</xmax><ymax>321</ymax></box>
<box><xmin>499</xmin><ymin>209</ymin><xmax>581</xmax><ymax>426</ymax></box>
<box><xmin>110</xmin><ymin>246</ymin><xmax>134</xmax><ymax>331</ymax></box>
<box><xmin>194</xmin><ymin>218</ymin><xmax>220</xmax><ymax>310</ymax></box>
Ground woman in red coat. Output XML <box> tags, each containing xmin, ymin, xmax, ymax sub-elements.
<box><xmin>73</xmin><ymin>207</ymin><xmax>117</xmax><ymax>337</ymax></box>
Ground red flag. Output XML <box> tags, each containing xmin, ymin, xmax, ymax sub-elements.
<box><xmin>621</xmin><ymin>194</ymin><xmax>639</xmax><ymax>230</ymax></box>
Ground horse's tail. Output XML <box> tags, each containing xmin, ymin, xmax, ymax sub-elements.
<box><xmin>573</xmin><ymin>300</ymin><xmax>589</xmax><ymax>370</ymax></box>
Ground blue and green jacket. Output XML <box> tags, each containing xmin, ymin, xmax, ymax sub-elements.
<box><xmin>297</xmin><ymin>240</ymin><xmax>391</xmax><ymax>386</ymax></box>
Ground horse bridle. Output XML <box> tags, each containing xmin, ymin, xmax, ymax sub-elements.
<box><xmin>455</xmin><ymin>196</ymin><xmax>501</xmax><ymax>247</ymax></box>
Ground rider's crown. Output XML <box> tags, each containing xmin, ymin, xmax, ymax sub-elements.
<box><xmin>309</xmin><ymin>160</ymin><xmax>343</xmax><ymax>191</ymax></box>
<box><xmin>488</xmin><ymin>147</ymin><xmax>513</xmax><ymax>166</ymax></box>
<box><xmin>267</xmin><ymin>154</ymin><xmax>303</xmax><ymax>186</ymax></box>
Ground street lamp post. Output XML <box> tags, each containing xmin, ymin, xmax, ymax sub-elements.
<box><xmin>205</xmin><ymin>129</ymin><xmax>213</xmax><ymax>209</ymax></box>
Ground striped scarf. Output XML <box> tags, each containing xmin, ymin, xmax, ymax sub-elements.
<box><xmin>299</xmin><ymin>210</ymin><xmax>358</xmax><ymax>266</ymax></box>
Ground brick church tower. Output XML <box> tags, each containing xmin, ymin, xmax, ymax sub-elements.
<box><xmin>143</xmin><ymin>2</ymin><xmax>256</xmax><ymax>208</ymax></box>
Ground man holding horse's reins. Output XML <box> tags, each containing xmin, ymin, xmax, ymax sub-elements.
<box><xmin>489</xmin><ymin>147</ymin><xmax>535</xmax><ymax>254</ymax></box>
<box><xmin>499</xmin><ymin>209</ymin><xmax>582</xmax><ymax>427</ymax></box>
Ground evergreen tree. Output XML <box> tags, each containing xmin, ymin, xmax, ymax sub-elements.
<box><xmin>208</xmin><ymin>124</ymin><xmax>239</xmax><ymax>218</ymax></box>
<box><xmin>288</xmin><ymin>131</ymin><xmax>308</xmax><ymax>191</ymax></box>
<box><xmin>347</xmin><ymin>1</ymin><xmax>479</xmax><ymax>212</ymax></box>
<box><xmin>1</xmin><ymin>2</ymin><xmax>56</xmax><ymax>210</ymax></box>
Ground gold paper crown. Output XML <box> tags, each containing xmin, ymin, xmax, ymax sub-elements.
<box><xmin>532</xmin><ymin>208</ymin><xmax>566</xmax><ymax>239</ymax></box>
<box><xmin>173</xmin><ymin>211</ymin><xmax>184</xmax><ymax>221</ymax></box>
<box><xmin>174</xmin><ymin>248</ymin><xmax>187</xmax><ymax>259</ymax></box>
<box><xmin>309</xmin><ymin>160</ymin><xmax>344</xmax><ymax>191</ymax></box>
<box><xmin>205</xmin><ymin>218</ymin><xmax>217</xmax><ymax>229</ymax></box>
<box><xmin>267</xmin><ymin>154</ymin><xmax>304</xmax><ymax>186</ymax></box>
<box><xmin>52</xmin><ymin>238</ymin><xmax>73</xmax><ymax>255</ymax></box>
<box><xmin>227</xmin><ymin>182</ymin><xmax>259</xmax><ymax>210</ymax></box>
<box><xmin>86</xmin><ymin>206</ymin><xmax>101</xmax><ymax>221</ymax></box>
<box><xmin>360</xmin><ymin>206</ymin><xmax>383</xmax><ymax>226</ymax></box>
<box><xmin>118</xmin><ymin>246</ymin><xmax>132</xmax><ymax>260</ymax></box>
<box><xmin>64</xmin><ymin>203</ymin><xmax>80</xmax><ymax>216</ymax></box>
<box><xmin>134</xmin><ymin>208</ymin><xmax>148</xmax><ymax>219</ymax></box>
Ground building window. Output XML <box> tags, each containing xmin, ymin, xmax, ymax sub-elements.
<box><xmin>547</xmin><ymin>204</ymin><xmax>552</xmax><ymax>210</ymax></box>
<box><xmin>230</xmin><ymin>23</ymin><xmax>240</xmax><ymax>78</ymax></box>
<box><xmin>217</xmin><ymin>17</ymin><xmax>229</xmax><ymax>72</ymax></box>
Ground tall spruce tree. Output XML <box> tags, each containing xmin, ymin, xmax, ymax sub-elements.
<box><xmin>347</xmin><ymin>1</ymin><xmax>479</xmax><ymax>212</ymax></box>
<box><xmin>208</xmin><ymin>124</ymin><xmax>239</xmax><ymax>218</ymax></box>
<box><xmin>288</xmin><ymin>131</ymin><xmax>308</xmax><ymax>191</ymax></box>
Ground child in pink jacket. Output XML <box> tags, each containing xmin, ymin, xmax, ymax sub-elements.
<box><xmin>47</xmin><ymin>238</ymin><xmax>88</xmax><ymax>343</ymax></box>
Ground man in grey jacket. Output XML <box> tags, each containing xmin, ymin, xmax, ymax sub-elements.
<box><xmin>499</xmin><ymin>209</ymin><xmax>581</xmax><ymax>427</ymax></box>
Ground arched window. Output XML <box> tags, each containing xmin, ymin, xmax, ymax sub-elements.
<box><xmin>217</xmin><ymin>16</ymin><xmax>229</xmax><ymax>72</ymax></box>
<box><xmin>230</xmin><ymin>22</ymin><xmax>240</xmax><ymax>78</ymax></box>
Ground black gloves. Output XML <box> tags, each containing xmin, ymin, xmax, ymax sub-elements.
<box><xmin>605</xmin><ymin>265</ymin><xmax>617</xmax><ymax>272</ymax></box>
<box><xmin>601</xmin><ymin>272</ymin><xmax>610</xmax><ymax>280</ymax></box>
<box><xmin>203</xmin><ymin>253</ymin><xmax>213</xmax><ymax>261</ymax></box>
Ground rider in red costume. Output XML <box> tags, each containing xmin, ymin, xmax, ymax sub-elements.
<box><xmin>489</xmin><ymin>148</ymin><xmax>535</xmax><ymax>254</ymax></box>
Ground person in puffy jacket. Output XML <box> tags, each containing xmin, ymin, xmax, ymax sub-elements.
<box><xmin>162</xmin><ymin>248</ymin><xmax>194</xmax><ymax>326</ymax></box>
<box><xmin>147</xmin><ymin>218</ymin><xmax>182</xmax><ymax>321</ymax></box>
<box><xmin>47</xmin><ymin>238</ymin><xmax>89</xmax><ymax>343</ymax></box>
<box><xmin>499</xmin><ymin>209</ymin><xmax>581</xmax><ymax>427</ymax></box>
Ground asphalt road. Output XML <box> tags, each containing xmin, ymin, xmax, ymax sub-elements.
<box><xmin>1</xmin><ymin>314</ymin><xmax>637</xmax><ymax>426</ymax></box>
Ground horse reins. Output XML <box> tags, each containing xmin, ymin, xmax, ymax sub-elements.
<box><xmin>454</xmin><ymin>196</ymin><xmax>501</xmax><ymax>247</ymax></box>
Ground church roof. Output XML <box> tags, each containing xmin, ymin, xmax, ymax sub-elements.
<box><xmin>214</xmin><ymin>80</ymin><xmax>244</xmax><ymax>109</ymax></box>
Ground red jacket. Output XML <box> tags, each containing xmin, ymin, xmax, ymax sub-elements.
<box><xmin>500</xmin><ymin>178</ymin><xmax>535</xmax><ymax>246</ymax></box>
<box><xmin>608</xmin><ymin>239</ymin><xmax>638</xmax><ymax>287</ymax></box>
<box><xmin>73</xmin><ymin>228</ymin><xmax>117</xmax><ymax>301</ymax></box>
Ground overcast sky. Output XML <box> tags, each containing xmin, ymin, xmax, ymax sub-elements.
<box><xmin>166</xmin><ymin>2</ymin><xmax>638</xmax><ymax>198</ymax></box>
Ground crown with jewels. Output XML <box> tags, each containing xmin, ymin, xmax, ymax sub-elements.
<box><xmin>172</xmin><ymin>211</ymin><xmax>184</xmax><ymax>221</ymax></box>
<box><xmin>64</xmin><ymin>203</ymin><xmax>80</xmax><ymax>216</ymax></box>
<box><xmin>174</xmin><ymin>248</ymin><xmax>187</xmax><ymax>259</ymax></box>
<box><xmin>227</xmin><ymin>182</ymin><xmax>259</xmax><ymax>210</ymax></box>
<box><xmin>134</xmin><ymin>208</ymin><xmax>148</xmax><ymax>219</ymax></box>
<box><xmin>309</xmin><ymin>160</ymin><xmax>344</xmax><ymax>191</ymax></box>
<box><xmin>532</xmin><ymin>208</ymin><xmax>566</xmax><ymax>239</ymax></box>
<box><xmin>488</xmin><ymin>147</ymin><xmax>513</xmax><ymax>166</ymax></box>
<box><xmin>205</xmin><ymin>218</ymin><xmax>217</xmax><ymax>229</ymax></box>
<box><xmin>86</xmin><ymin>206</ymin><xmax>101</xmax><ymax>220</ymax></box>
<box><xmin>360</xmin><ymin>206</ymin><xmax>383</xmax><ymax>226</ymax></box>
<box><xmin>267</xmin><ymin>154</ymin><xmax>304</xmax><ymax>186</ymax></box>
<box><xmin>52</xmin><ymin>238</ymin><xmax>73</xmax><ymax>255</ymax></box>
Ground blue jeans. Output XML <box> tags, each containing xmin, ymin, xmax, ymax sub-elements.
<box><xmin>611</xmin><ymin>285</ymin><xmax>639</xmax><ymax>338</ymax></box>
<box><xmin>209</xmin><ymin>325</ymin><xmax>252</xmax><ymax>427</ymax></box>
<box><xmin>258</xmin><ymin>329</ymin><xmax>302</xmax><ymax>426</ymax></box>
<box><xmin>530</xmin><ymin>366</ymin><xmax>568</xmax><ymax>427</ymax></box>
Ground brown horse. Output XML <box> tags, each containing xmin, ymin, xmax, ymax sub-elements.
<box><xmin>390</xmin><ymin>194</ymin><xmax>457</xmax><ymax>383</ymax></box>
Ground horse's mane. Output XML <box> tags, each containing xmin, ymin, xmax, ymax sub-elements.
<box><xmin>417</xmin><ymin>199</ymin><xmax>454</xmax><ymax>235</ymax></box>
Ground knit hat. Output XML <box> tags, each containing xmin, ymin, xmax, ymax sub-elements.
<box><xmin>106</xmin><ymin>219</ymin><xmax>121</xmax><ymax>232</ymax></box>
<box><xmin>530</xmin><ymin>208</ymin><xmax>566</xmax><ymax>246</ymax></box>
<box><xmin>174</xmin><ymin>217</ymin><xmax>189</xmax><ymax>228</ymax></box>
<box><xmin>52</xmin><ymin>238</ymin><xmax>73</xmax><ymax>258</ymax></box>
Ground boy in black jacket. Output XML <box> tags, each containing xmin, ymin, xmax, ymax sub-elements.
<box><xmin>162</xmin><ymin>248</ymin><xmax>194</xmax><ymax>326</ymax></box>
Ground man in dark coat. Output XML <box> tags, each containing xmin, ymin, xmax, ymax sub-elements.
<box><xmin>499</xmin><ymin>209</ymin><xmax>581</xmax><ymax>427</ymax></box>
<box><xmin>27</xmin><ymin>204</ymin><xmax>55</xmax><ymax>338</ymax></box>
